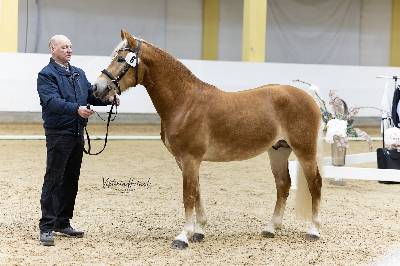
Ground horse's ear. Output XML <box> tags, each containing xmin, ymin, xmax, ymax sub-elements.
<box><xmin>120</xmin><ymin>29</ymin><xmax>128</xmax><ymax>40</ymax></box>
<box><xmin>120</xmin><ymin>29</ymin><xmax>136</xmax><ymax>47</ymax></box>
<box><xmin>125</xmin><ymin>33</ymin><xmax>137</xmax><ymax>48</ymax></box>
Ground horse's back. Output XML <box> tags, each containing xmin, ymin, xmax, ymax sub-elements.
<box><xmin>207</xmin><ymin>84</ymin><xmax>320</xmax><ymax>129</ymax></box>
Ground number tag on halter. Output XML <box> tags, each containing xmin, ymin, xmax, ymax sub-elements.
<box><xmin>125</xmin><ymin>52</ymin><xmax>139</xmax><ymax>67</ymax></box>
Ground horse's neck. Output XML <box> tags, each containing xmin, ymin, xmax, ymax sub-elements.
<box><xmin>141</xmin><ymin>45</ymin><xmax>205</xmax><ymax>120</ymax></box>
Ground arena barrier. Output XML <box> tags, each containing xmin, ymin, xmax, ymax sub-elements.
<box><xmin>2</xmin><ymin>134</ymin><xmax>397</xmax><ymax>183</ymax></box>
<box><xmin>0</xmin><ymin>136</ymin><xmax>382</xmax><ymax>141</ymax></box>
<box><xmin>289</xmin><ymin>152</ymin><xmax>400</xmax><ymax>187</ymax></box>
<box><xmin>2</xmin><ymin>133</ymin><xmax>396</xmax><ymax>184</ymax></box>
<box><xmin>0</xmin><ymin>135</ymin><xmax>161</xmax><ymax>140</ymax></box>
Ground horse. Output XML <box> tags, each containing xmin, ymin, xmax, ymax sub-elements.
<box><xmin>92</xmin><ymin>30</ymin><xmax>323</xmax><ymax>250</ymax></box>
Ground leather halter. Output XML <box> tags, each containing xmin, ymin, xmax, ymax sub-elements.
<box><xmin>101</xmin><ymin>39</ymin><xmax>142</xmax><ymax>95</ymax></box>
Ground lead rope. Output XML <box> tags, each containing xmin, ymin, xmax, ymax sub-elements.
<box><xmin>83</xmin><ymin>97</ymin><xmax>118</xmax><ymax>155</ymax></box>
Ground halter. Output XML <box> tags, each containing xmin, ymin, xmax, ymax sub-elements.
<box><xmin>101</xmin><ymin>39</ymin><xmax>142</xmax><ymax>95</ymax></box>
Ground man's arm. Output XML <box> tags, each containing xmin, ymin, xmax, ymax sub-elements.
<box><xmin>37</xmin><ymin>72</ymin><xmax>79</xmax><ymax>115</ymax></box>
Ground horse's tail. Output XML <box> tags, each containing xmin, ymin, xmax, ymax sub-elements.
<box><xmin>295</xmin><ymin>122</ymin><xmax>324</xmax><ymax>220</ymax></box>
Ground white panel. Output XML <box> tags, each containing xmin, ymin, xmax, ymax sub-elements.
<box><xmin>289</xmin><ymin>157</ymin><xmax>400</xmax><ymax>184</ymax></box>
<box><xmin>360</xmin><ymin>0</ymin><xmax>392</xmax><ymax>66</ymax></box>
<box><xmin>218</xmin><ymin>0</ymin><xmax>243</xmax><ymax>61</ymax></box>
<box><xmin>166</xmin><ymin>0</ymin><xmax>202</xmax><ymax>59</ymax></box>
<box><xmin>2</xmin><ymin>53</ymin><xmax>400</xmax><ymax>115</ymax></box>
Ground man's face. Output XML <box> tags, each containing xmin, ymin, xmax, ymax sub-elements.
<box><xmin>51</xmin><ymin>37</ymin><xmax>72</xmax><ymax>64</ymax></box>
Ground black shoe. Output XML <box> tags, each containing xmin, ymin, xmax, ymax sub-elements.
<box><xmin>39</xmin><ymin>231</ymin><xmax>54</xmax><ymax>246</ymax></box>
<box><xmin>54</xmin><ymin>226</ymin><xmax>84</xmax><ymax>238</ymax></box>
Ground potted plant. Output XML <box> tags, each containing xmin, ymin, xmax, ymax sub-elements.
<box><xmin>294</xmin><ymin>80</ymin><xmax>373</xmax><ymax>166</ymax></box>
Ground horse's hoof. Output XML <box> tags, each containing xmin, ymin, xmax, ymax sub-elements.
<box><xmin>171</xmin><ymin>240</ymin><xmax>188</xmax><ymax>250</ymax></box>
<box><xmin>261</xmin><ymin>230</ymin><xmax>275</xmax><ymax>238</ymax></box>
<box><xmin>191</xmin><ymin>233</ymin><xmax>205</xmax><ymax>242</ymax></box>
<box><xmin>305</xmin><ymin>233</ymin><xmax>320</xmax><ymax>241</ymax></box>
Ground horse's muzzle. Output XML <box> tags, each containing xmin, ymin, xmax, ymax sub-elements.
<box><xmin>92</xmin><ymin>83</ymin><xmax>107</xmax><ymax>100</ymax></box>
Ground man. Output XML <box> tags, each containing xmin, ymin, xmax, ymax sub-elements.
<box><xmin>37</xmin><ymin>35</ymin><xmax>116</xmax><ymax>246</ymax></box>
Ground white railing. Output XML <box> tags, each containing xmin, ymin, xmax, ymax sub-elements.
<box><xmin>289</xmin><ymin>152</ymin><xmax>400</xmax><ymax>187</ymax></box>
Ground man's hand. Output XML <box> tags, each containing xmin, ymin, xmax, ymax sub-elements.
<box><xmin>78</xmin><ymin>106</ymin><xmax>94</xmax><ymax>118</ymax></box>
<box><xmin>108</xmin><ymin>95</ymin><xmax>120</xmax><ymax>106</ymax></box>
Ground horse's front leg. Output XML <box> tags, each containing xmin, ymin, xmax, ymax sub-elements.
<box><xmin>171</xmin><ymin>155</ymin><xmax>201</xmax><ymax>249</ymax></box>
<box><xmin>192</xmin><ymin>175</ymin><xmax>207</xmax><ymax>242</ymax></box>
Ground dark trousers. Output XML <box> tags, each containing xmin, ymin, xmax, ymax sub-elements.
<box><xmin>39</xmin><ymin>134</ymin><xmax>84</xmax><ymax>232</ymax></box>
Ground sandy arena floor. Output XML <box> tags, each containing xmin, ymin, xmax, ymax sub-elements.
<box><xmin>0</xmin><ymin>123</ymin><xmax>399</xmax><ymax>265</ymax></box>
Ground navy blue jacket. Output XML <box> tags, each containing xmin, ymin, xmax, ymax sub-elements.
<box><xmin>37</xmin><ymin>58</ymin><xmax>106</xmax><ymax>135</ymax></box>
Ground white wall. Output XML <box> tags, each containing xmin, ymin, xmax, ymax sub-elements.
<box><xmin>1</xmin><ymin>53</ymin><xmax>399</xmax><ymax>116</ymax></box>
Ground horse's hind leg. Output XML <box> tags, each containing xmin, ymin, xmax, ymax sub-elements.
<box><xmin>262</xmin><ymin>141</ymin><xmax>292</xmax><ymax>238</ymax></box>
<box><xmin>290</xmin><ymin>134</ymin><xmax>322</xmax><ymax>239</ymax></box>
<box><xmin>298</xmin><ymin>158</ymin><xmax>322</xmax><ymax>239</ymax></box>
<box><xmin>171</xmin><ymin>155</ymin><xmax>201</xmax><ymax>249</ymax></box>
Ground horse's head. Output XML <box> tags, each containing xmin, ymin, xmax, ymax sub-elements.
<box><xmin>92</xmin><ymin>30</ymin><xmax>143</xmax><ymax>102</ymax></box>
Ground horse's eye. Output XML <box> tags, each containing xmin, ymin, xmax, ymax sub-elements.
<box><xmin>117</xmin><ymin>57</ymin><xmax>125</xmax><ymax>62</ymax></box>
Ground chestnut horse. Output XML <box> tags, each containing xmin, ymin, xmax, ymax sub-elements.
<box><xmin>93</xmin><ymin>30</ymin><xmax>323</xmax><ymax>249</ymax></box>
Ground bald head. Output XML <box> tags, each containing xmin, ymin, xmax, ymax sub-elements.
<box><xmin>49</xmin><ymin>35</ymin><xmax>72</xmax><ymax>66</ymax></box>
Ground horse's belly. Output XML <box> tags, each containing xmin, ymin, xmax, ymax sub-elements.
<box><xmin>203</xmin><ymin>141</ymin><xmax>272</xmax><ymax>162</ymax></box>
